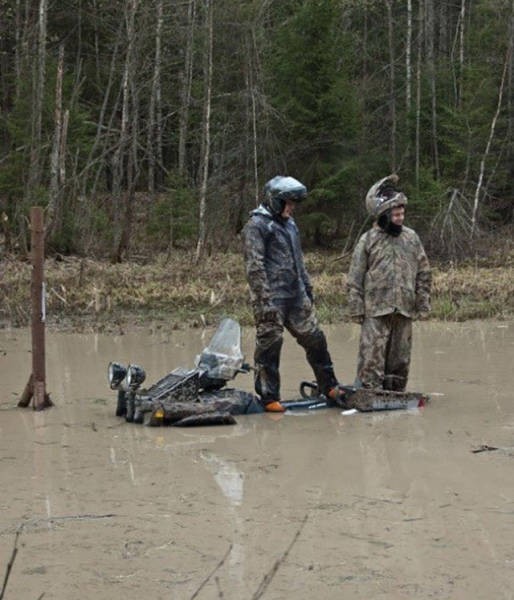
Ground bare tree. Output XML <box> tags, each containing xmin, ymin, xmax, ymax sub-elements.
<box><xmin>458</xmin><ymin>0</ymin><xmax>466</xmax><ymax>107</ymax></box>
<box><xmin>47</xmin><ymin>44</ymin><xmax>66</xmax><ymax>240</ymax></box>
<box><xmin>509</xmin><ymin>0</ymin><xmax>514</xmax><ymax>160</ymax></box>
<box><xmin>14</xmin><ymin>0</ymin><xmax>30</xmax><ymax>102</ymax></box>
<box><xmin>249</xmin><ymin>27</ymin><xmax>260</xmax><ymax>206</ymax></box>
<box><xmin>80</xmin><ymin>19</ymin><xmax>124</xmax><ymax>198</ymax></box>
<box><xmin>415</xmin><ymin>0</ymin><xmax>424</xmax><ymax>186</ymax></box>
<box><xmin>26</xmin><ymin>0</ymin><xmax>47</xmax><ymax>202</ymax></box>
<box><xmin>178</xmin><ymin>0</ymin><xmax>196</xmax><ymax>178</ymax></box>
<box><xmin>147</xmin><ymin>0</ymin><xmax>163</xmax><ymax>194</ymax></box>
<box><xmin>406</xmin><ymin>0</ymin><xmax>413</xmax><ymax>112</ymax></box>
<box><xmin>112</xmin><ymin>0</ymin><xmax>138</xmax><ymax>262</ymax></box>
<box><xmin>386</xmin><ymin>0</ymin><xmax>396</xmax><ymax>171</ymax></box>
<box><xmin>471</xmin><ymin>46</ymin><xmax>512</xmax><ymax>236</ymax></box>
<box><xmin>195</xmin><ymin>0</ymin><xmax>213</xmax><ymax>262</ymax></box>
<box><xmin>425</xmin><ymin>0</ymin><xmax>440</xmax><ymax>178</ymax></box>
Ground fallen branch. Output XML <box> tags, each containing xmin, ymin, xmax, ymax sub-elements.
<box><xmin>1</xmin><ymin>513</ymin><xmax>117</xmax><ymax>536</ymax></box>
<box><xmin>472</xmin><ymin>444</ymin><xmax>498</xmax><ymax>453</ymax></box>
<box><xmin>190</xmin><ymin>543</ymin><xmax>232</xmax><ymax>600</ymax></box>
<box><xmin>28</xmin><ymin>513</ymin><xmax>117</xmax><ymax>527</ymax></box>
<box><xmin>0</xmin><ymin>529</ymin><xmax>21</xmax><ymax>600</ymax></box>
<box><xmin>471</xmin><ymin>444</ymin><xmax>514</xmax><ymax>456</ymax></box>
<box><xmin>251</xmin><ymin>514</ymin><xmax>308</xmax><ymax>600</ymax></box>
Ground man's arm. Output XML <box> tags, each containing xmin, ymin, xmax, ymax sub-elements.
<box><xmin>414</xmin><ymin>238</ymin><xmax>431</xmax><ymax>316</ymax></box>
<box><xmin>297</xmin><ymin>247</ymin><xmax>313</xmax><ymax>303</ymax></box>
<box><xmin>346</xmin><ymin>234</ymin><xmax>368</xmax><ymax>321</ymax></box>
<box><xmin>288</xmin><ymin>219</ymin><xmax>313</xmax><ymax>302</ymax></box>
<box><xmin>242</xmin><ymin>220</ymin><xmax>272</xmax><ymax>307</ymax></box>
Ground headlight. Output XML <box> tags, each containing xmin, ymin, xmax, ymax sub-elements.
<box><xmin>126</xmin><ymin>364</ymin><xmax>146</xmax><ymax>390</ymax></box>
<box><xmin>108</xmin><ymin>362</ymin><xmax>127</xmax><ymax>390</ymax></box>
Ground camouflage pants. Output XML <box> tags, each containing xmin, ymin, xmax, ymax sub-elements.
<box><xmin>357</xmin><ymin>313</ymin><xmax>412</xmax><ymax>391</ymax></box>
<box><xmin>253</xmin><ymin>299</ymin><xmax>338</xmax><ymax>403</ymax></box>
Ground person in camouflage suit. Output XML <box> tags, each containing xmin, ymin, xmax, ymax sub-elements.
<box><xmin>347</xmin><ymin>174</ymin><xmax>431</xmax><ymax>391</ymax></box>
<box><xmin>242</xmin><ymin>176</ymin><xmax>345</xmax><ymax>412</ymax></box>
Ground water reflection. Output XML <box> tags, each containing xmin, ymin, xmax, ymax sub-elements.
<box><xmin>200</xmin><ymin>450</ymin><xmax>244</xmax><ymax>507</ymax></box>
<box><xmin>200</xmin><ymin>450</ymin><xmax>246</xmax><ymax>586</ymax></box>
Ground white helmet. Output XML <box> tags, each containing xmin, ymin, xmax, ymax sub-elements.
<box><xmin>365</xmin><ymin>174</ymin><xmax>407</xmax><ymax>218</ymax></box>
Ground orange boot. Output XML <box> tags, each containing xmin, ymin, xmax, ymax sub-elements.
<box><xmin>327</xmin><ymin>385</ymin><xmax>347</xmax><ymax>407</ymax></box>
<box><xmin>264</xmin><ymin>400</ymin><xmax>286</xmax><ymax>413</ymax></box>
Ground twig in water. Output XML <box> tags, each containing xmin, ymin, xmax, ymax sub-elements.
<box><xmin>190</xmin><ymin>543</ymin><xmax>232</xmax><ymax>600</ymax></box>
<box><xmin>214</xmin><ymin>575</ymin><xmax>224</xmax><ymax>598</ymax></box>
<box><xmin>0</xmin><ymin>529</ymin><xmax>21</xmax><ymax>600</ymax></box>
<box><xmin>251</xmin><ymin>514</ymin><xmax>308</xmax><ymax>600</ymax></box>
<box><xmin>472</xmin><ymin>444</ymin><xmax>499</xmax><ymax>453</ymax></box>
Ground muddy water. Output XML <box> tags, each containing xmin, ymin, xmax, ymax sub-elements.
<box><xmin>1</xmin><ymin>321</ymin><xmax>514</xmax><ymax>600</ymax></box>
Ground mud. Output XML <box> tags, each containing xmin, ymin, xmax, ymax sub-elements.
<box><xmin>1</xmin><ymin>321</ymin><xmax>514</xmax><ymax>599</ymax></box>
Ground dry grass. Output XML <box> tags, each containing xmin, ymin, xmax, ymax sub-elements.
<box><xmin>1</xmin><ymin>249</ymin><xmax>513</xmax><ymax>331</ymax></box>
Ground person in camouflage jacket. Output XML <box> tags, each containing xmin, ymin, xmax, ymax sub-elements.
<box><xmin>242</xmin><ymin>176</ymin><xmax>345</xmax><ymax>412</ymax></box>
<box><xmin>347</xmin><ymin>175</ymin><xmax>431</xmax><ymax>391</ymax></box>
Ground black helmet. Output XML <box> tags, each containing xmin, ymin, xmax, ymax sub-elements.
<box><xmin>263</xmin><ymin>176</ymin><xmax>307</xmax><ymax>216</ymax></box>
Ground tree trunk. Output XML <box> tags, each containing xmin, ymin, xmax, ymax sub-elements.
<box><xmin>458</xmin><ymin>0</ymin><xmax>466</xmax><ymax>108</ymax></box>
<box><xmin>47</xmin><ymin>44</ymin><xmax>65</xmax><ymax>240</ymax></box>
<box><xmin>14</xmin><ymin>0</ymin><xmax>22</xmax><ymax>100</ymax></box>
<box><xmin>426</xmin><ymin>0</ymin><xmax>440</xmax><ymax>178</ymax></box>
<box><xmin>509</xmin><ymin>0</ymin><xmax>514</xmax><ymax>159</ymax></box>
<box><xmin>26</xmin><ymin>0</ymin><xmax>47</xmax><ymax>201</ymax></box>
<box><xmin>178</xmin><ymin>0</ymin><xmax>196</xmax><ymax>178</ymax></box>
<box><xmin>471</xmin><ymin>47</ymin><xmax>512</xmax><ymax>236</ymax></box>
<box><xmin>415</xmin><ymin>0</ymin><xmax>424</xmax><ymax>187</ymax></box>
<box><xmin>406</xmin><ymin>0</ymin><xmax>412</xmax><ymax>113</ymax></box>
<box><xmin>386</xmin><ymin>0</ymin><xmax>396</xmax><ymax>171</ymax></box>
<box><xmin>195</xmin><ymin>0</ymin><xmax>213</xmax><ymax>262</ymax></box>
<box><xmin>14</xmin><ymin>0</ymin><xmax>30</xmax><ymax>102</ymax></box>
<box><xmin>112</xmin><ymin>0</ymin><xmax>138</xmax><ymax>262</ymax></box>
<box><xmin>147</xmin><ymin>0</ymin><xmax>163</xmax><ymax>194</ymax></box>
<box><xmin>249</xmin><ymin>28</ymin><xmax>259</xmax><ymax>206</ymax></box>
<box><xmin>81</xmin><ymin>20</ymin><xmax>123</xmax><ymax>198</ymax></box>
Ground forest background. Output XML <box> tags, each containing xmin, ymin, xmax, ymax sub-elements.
<box><xmin>0</xmin><ymin>0</ymin><xmax>513</xmax><ymax>330</ymax></box>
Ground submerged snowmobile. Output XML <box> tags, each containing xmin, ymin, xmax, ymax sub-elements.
<box><xmin>107</xmin><ymin>318</ymin><xmax>427</xmax><ymax>427</ymax></box>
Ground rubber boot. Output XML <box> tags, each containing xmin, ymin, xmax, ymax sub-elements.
<box><xmin>265</xmin><ymin>400</ymin><xmax>286</xmax><ymax>413</ymax></box>
<box><xmin>326</xmin><ymin>385</ymin><xmax>347</xmax><ymax>408</ymax></box>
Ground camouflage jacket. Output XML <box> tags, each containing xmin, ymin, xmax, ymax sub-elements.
<box><xmin>242</xmin><ymin>205</ymin><xmax>312</xmax><ymax>307</ymax></box>
<box><xmin>347</xmin><ymin>225</ymin><xmax>431</xmax><ymax>319</ymax></box>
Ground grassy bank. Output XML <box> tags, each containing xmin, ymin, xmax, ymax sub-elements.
<box><xmin>1</xmin><ymin>250</ymin><xmax>513</xmax><ymax>332</ymax></box>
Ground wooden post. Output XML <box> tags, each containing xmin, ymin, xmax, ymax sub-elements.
<box><xmin>18</xmin><ymin>207</ymin><xmax>53</xmax><ymax>410</ymax></box>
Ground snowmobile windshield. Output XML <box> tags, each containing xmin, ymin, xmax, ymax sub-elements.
<box><xmin>195</xmin><ymin>318</ymin><xmax>245</xmax><ymax>382</ymax></box>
